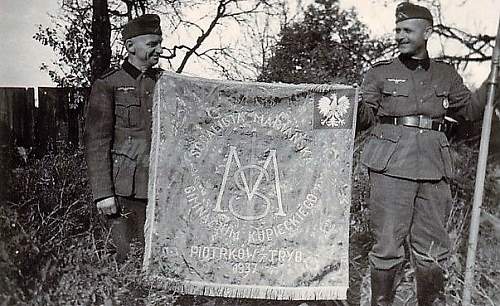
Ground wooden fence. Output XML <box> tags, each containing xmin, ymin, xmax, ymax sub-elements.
<box><xmin>0</xmin><ymin>87</ymin><xmax>89</xmax><ymax>155</ymax></box>
<box><xmin>0</xmin><ymin>86</ymin><xmax>498</xmax><ymax>159</ymax></box>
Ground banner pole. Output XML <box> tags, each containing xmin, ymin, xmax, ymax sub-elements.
<box><xmin>462</xmin><ymin>17</ymin><xmax>500</xmax><ymax>305</ymax></box>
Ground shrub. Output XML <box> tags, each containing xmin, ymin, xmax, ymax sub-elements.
<box><xmin>1</xmin><ymin>134</ymin><xmax>498</xmax><ymax>305</ymax></box>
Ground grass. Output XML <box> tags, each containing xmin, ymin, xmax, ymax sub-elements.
<box><xmin>0</xmin><ymin>138</ymin><xmax>498</xmax><ymax>305</ymax></box>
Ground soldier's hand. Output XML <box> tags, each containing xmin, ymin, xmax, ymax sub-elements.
<box><xmin>96</xmin><ymin>197</ymin><xmax>117</xmax><ymax>215</ymax></box>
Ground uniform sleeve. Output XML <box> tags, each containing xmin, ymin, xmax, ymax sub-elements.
<box><xmin>84</xmin><ymin>78</ymin><xmax>115</xmax><ymax>201</ymax></box>
<box><xmin>446</xmin><ymin>69</ymin><xmax>488</xmax><ymax>122</ymax></box>
<box><xmin>447</xmin><ymin>67</ymin><xmax>500</xmax><ymax>122</ymax></box>
<box><xmin>357</xmin><ymin>68</ymin><xmax>381</xmax><ymax>132</ymax></box>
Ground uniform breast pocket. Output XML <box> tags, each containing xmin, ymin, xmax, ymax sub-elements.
<box><xmin>381</xmin><ymin>81</ymin><xmax>410</xmax><ymax>112</ymax></box>
<box><xmin>382</xmin><ymin>81</ymin><xmax>410</xmax><ymax>99</ymax></box>
<box><xmin>115</xmin><ymin>90</ymin><xmax>142</xmax><ymax>128</ymax></box>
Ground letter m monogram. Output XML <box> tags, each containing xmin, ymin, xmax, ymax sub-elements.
<box><xmin>214</xmin><ymin>146</ymin><xmax>286</xmax><ymax>220</ymax></box>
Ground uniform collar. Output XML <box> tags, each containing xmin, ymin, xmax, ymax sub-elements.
<box><xmin>399</xmin><ymin>53</ymin><xmax>430</xmax><ymax>71</ymax></box>
<box><xmin>122</xmin><ymin>59</ymin><xmax>142</xmax><ymax>79</ymax></box>
<box><xmin>122</xmin><ymin>58</ymin><xmax>159</xmax><ymax>79</ymax></box>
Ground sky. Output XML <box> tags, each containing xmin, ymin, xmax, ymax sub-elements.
<box><xmin>338</xmin><ymin>0</ymin><xmax>500</xmax><ymax>87</ymax></box>
<box><xmin>0</xmin><ymin>0</ymin><xmax>59</xmax><ymax>87</ymax></box>
<box><xmin>0</xmin><ymin>0</ymin><xmax>499</xmax><ymax>88</ymax></box>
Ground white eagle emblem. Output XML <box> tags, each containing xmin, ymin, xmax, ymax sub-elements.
<box><xmin>317</xmin><ymin>93</ymin><xmax>350</xmax><ymax>127</ymax></box>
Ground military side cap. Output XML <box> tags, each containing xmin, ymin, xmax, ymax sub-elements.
<box><xmin>396</xmin><ymin>2</ymin><xmax>433</xmax><ymax>25</ymax></box>
<box><xmin>122</xmin><ymin>14</ymin><xmax>162</xmax><ymax>41</ymax></box>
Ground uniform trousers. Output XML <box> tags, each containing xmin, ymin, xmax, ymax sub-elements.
<box><xmin>108</xmin><ymin>196</ymin><xmax>147</xmax><ymax>262</ymax></box>
<box><xmin>368</xmin><ymin>171</ymin><xmax>452</xmax><ymax>270</ymax></box>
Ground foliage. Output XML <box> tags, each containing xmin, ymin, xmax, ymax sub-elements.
<box><xmin>0</xmin><ymin>145</ymin><xmax>179</xmax><ymax>305</ymax></box>
<box><xmin>444</xmin><ymin>140</ymin><xmax>499</xmax><ymax>305</ymax></box>
<box><xmin>33</xmin><ymin>0</ymin><xmax>153</xmax><ymax>88</ymax></box>
<box><xmin>1</xmin><ymin>134</ymin><xmax>498</xmax><ymax>305</ymax></box>
<box><xmin>258</xmin><ymin>0</ymin><xmax>391</xmax><ymax>84</ymax></box>
<box><xmin>33</xmin><ymin>1</ymin><xmax>94</xmax><ymax>88</ymax></box>
<box><xmin>1</xmin><ymin>146</ymin><xmax>89</xmax><ymax>301</ymax></box>
<box><xmin>33</xmin><ymin>0</ymin><xmax>284</xmax><ymax>88</ymax></box>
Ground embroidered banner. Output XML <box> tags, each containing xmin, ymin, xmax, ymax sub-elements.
<box><xmin>144</xmin><ymin>72</ymin><xmax>358</xmax><ymax>300</ymax></box>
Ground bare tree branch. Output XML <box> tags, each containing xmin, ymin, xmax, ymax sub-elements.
<box><xmin>160</xmin><ymin>45</ymin><xmax>191</xmax><ymax>59</ymax></box>
<box><xmin>172</xmin><ymin>0</ymin><xmax>274</xmax><ymax>73</ymax></box>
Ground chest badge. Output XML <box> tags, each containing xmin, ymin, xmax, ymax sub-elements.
<box><xmin>442</xmin><ymin>98</ymin><xmax>449</xmax><ymax>109</ymax></box>
<box><xmin>117</xmin><ymin>86</ymin><xmax>136</xmax><ymax>92</ymax></box>
<box><xmin>387</xmin><ymin>78</ymin><xmax>407</xmax><ymax>84</ymax></box>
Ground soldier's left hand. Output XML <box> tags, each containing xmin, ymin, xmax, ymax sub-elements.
<box><xmin>96</xmin><ymin>196</ymin><xmax>117</xmax><ymax>215</ymax></box>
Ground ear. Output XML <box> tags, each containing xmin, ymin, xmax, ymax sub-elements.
<box><xmin>125</xmin><ymin>39</ymin><xmax>135</xmax><ymax>54</ymax></box>
<box><xmin>423</xmin><ymin>23</ymin><xmax>433</xmax><ymax>40</ymax></box>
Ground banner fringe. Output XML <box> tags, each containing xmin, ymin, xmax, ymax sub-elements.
<box><xmin>149</xmin><ymin>277</ymin><xmax>347</xmax><ymax>300</ymax></box>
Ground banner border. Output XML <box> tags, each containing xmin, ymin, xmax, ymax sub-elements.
<box><xmin>143</xmin><ymin>73</ymin><xmax>359</xmax><ymax>300</ymax></box>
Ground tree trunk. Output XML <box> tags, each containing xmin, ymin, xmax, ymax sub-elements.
<box><xmin>90</xmin><ymin>0</ymin><xmax>112</xmax><ymax>82</ymax></box>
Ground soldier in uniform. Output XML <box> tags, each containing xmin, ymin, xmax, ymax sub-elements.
<box><xmin>360</xmin><ymin>3</ymin><xmax>498</xmax><ymax>305</ymax></box>
<box><xmin>84</xmin><ymin>14</ymin><xmax>163</xmax><ymax>262</ymax></box>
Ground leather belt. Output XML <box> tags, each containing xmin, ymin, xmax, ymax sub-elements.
<box><xmin>380</xmin><ymin>115</ymin><xmax>447</xmax><ymax>132</ymax></box>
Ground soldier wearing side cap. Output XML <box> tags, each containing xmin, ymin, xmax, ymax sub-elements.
<box><xmin>358</xmin><ymin>2</ymin><xmax>499</xmax><ymax>305</ymax></box>
<box><xmin>84</xmin><ymin>14</ymin><xmax>163</xmax><ymax>262</ymax></box>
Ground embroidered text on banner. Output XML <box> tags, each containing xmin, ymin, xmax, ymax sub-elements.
<box><xmin>144</xmin><ymin>72</ymin><xmax>358</xmax><ymax>300</ymax></box>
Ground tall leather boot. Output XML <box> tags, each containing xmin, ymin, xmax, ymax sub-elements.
<box><xmin>415</xmin><ymin>266</ymin><xmax>446</xmax><ymax>306</ymax></box>
<box><xmin>370</xmin><ymin>266</ymin><xmax>399</xmax><ymax>306</ymax></box>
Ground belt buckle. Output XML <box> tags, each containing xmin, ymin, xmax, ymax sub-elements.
<box><xmin>418</xmin><ymin>115</ymin><xmax>432</xmax><ymax>129</ymax></box>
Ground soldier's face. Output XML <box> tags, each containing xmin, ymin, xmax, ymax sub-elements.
<box><xmin>395</xmin><ymin>19</ymin><xmax>432</xmax><ymax>58</ymax></box>
<box><xmin>128</xmin><ymin>34</ymin><xmax>163</xmax><ymax>68</ymax></box>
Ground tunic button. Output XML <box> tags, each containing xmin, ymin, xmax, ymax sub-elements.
<box><xmin>420</xmin><ymin>99</ymin><xmax>424</xmax><ymax>103</ymax></box>
<box><xmin>392</xmin><ymin>91</ymin><xmax>397</xmax><ymax>96</ymax></box>
<box><xmin>128</xmin><ymin>136</ymin><xmax>132</xmax><ymax>141</ymax></box>
<box><xmin>420</xmin><ymin>81</ymin><xmax>424</xmax><ymax>85</ymax></box>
